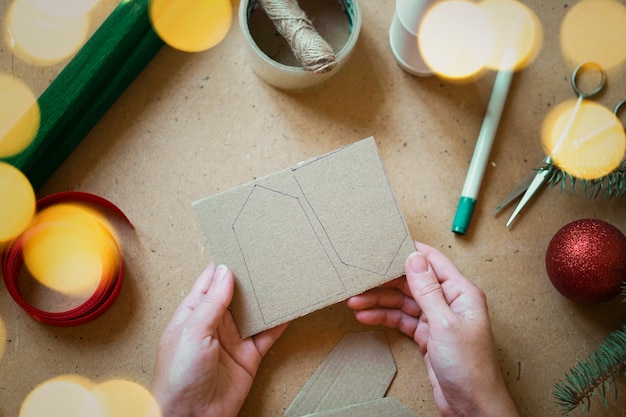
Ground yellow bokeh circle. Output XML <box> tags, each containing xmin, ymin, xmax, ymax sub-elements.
<box><xmin>19</xmin><ymin>375</ymin><xmax>102</xmax><ymax>417</ymax></box>
<box><xmin>8</xmin><ymin>0</ymin><xmax>89</xmax><ymax>64</ymax></box>
<box><xmin>418</xmin><ymin>0</ymin><xmax>494</xmax><ymax>80</ymax></box>
<box><xmin>22</xmin><ymin>203</ymin><xmax>120</xmax><ymax>296</ymax></box>
<box><xmin>0</xmin><ymin>316</ymin><xmax>6</xmax><ymax>362</ymax></box>
<box><xmin>480</xmin><ymin>0</ymin><xmax>542</xmax><ymax>71</ymax></box>
<box><xmin>149</xmin><ymin>0</ymin><xmax>232</xmax><ymax>52</ymax></box>
<box><xmin>20</xmin><ymin>376</ymin><xmax>160</xmax><ymax>417</ymax></box>
<box><xmin>0</xmin><ymin>74</ymin><xmax>40</xmax><ymax>158</ymax></box>
<box><xmin>560</xmin><ymin>0</ymin><xmax>626</xmax><ymax>70</ymax></box>
<box><xmin>542</xmin><ymin>99</ymin><xmax>626</xmax><ymax>180</ymax></box>
<box><xmin>0</xmin><ymin>162</ymin><xmax>36</xmax><ymax>243</ymax></box>
<box><xmin>92</xmin><ymin>380</ymin><xmax>161</xmax><ymax>417</ymax></box>
<box><xmin>29</xmin><ymin>0</ymin><xmax>101</xmax><ymax>18</ymax></box>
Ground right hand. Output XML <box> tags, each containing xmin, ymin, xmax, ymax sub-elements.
<box><xmin>346</xmin><ymin>242</ymin><xmax>519</xmax><ymax>417</ymax></box>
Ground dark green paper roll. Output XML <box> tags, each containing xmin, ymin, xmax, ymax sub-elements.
<box><xmin>2</xmin><ymin>0</ymin><xmax>163</xmax><ymax>190</ymax></box>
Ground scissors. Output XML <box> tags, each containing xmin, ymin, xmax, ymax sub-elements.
<box><xmin>494</xmin><ymin>62</ymin><xmax>626</xmax><ymax>227</ymax></box>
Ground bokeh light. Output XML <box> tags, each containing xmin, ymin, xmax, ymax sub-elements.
<box><xmin>19</xmin><ymin>375</ymin><xmax>102</xmax><ymax>417</ymax></box>
<box><xmin>480</xmin><ymin>0</ymin><xmax>542</xmax><ymax>71</ymax></box>
<box><xmin>0</xmin><ymin>162</ymin><xmax>36</xmax><ymax>243</ymax></box>
<box><xmin>560</xmin><ymin>0</ymin><xmax>626</xmax><ymax>70</ymax></box>
<box><xmin>149</xmin><ymin>0</ymin><xmax>232</xmax><ymax>53</ymax></box>
<box><xmin>20</xmin><ymin>376</ymin><xmax>160</xmax><ymax>417</ymax></box>
<box><xmin>0</xmin><ymin>74</ymin><xmax>40</xmax><ymax>157</ymax></box>
<box><xmin>418</xmin><ymin>0</ymin><xmax>494</xmax><ymax>80</ymax></box>
<box><xmin>92</xmin><ymin>379</ymin><xmax>161</xmax><ymax>417</ymax></box>
<box><xmin>7</xmin><ymin>0</ymin><xmax>90</xmax><ymax>65</ymax></box>
<box><xmin>28</xmin><ymin>0</ymin><xmax>101</xmax><ymax>18</ymax></box>
<box><xmin>542</xmin><ymin>99</ymin><xmax>626</xmax><ymax>179</ymax></box>
<box><xmin>22</xmin><ymin>203</ymin><xmax>120</xmax><ymax>297</ymax></box>
<box><xmin>0</xmin><ymin>316</ymin><xmax>6</xmax><ymax>361</ymax></box>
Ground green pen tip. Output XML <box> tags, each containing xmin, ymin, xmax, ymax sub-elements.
<box><xmin>452</xmin><ymin>196</ymin><xmax>476</xmax><ymax>235</ymax></box>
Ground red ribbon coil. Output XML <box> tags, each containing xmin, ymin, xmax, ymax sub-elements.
<box><xmin>1</xmin><ymin>191</ymin><xmax>133</xmax><ymax>326</ymax></box>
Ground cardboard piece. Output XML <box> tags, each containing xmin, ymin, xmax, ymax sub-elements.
<box><xmin>283</xmin><ymin>331</ymin><xmax>397</xmax><ymax>417</ymax></box>
<box><xmin>192</xmin><ymin>137</ymin><xmax>414</xmax><ymax>337</ymax></box>
<box><xmin>301</xmin><ymin>397</ymin><xmax>421</xmax><ymax>417</ymax></box>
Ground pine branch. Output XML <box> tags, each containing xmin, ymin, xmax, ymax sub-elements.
<box><xmin>546</xmin><ymin>160</ymin><xmax>626</xmax><ymax>199</ymax></box>
<box><xmin>554</xmin><ymin>321</ymin><xmax>626</xmax><ymax>414</ymax></box>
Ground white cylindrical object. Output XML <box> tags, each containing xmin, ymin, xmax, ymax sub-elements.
<box><xmin>389</xmin><ymin>0</ymin><xmax>438</xmax><ymax>76</ymax></box>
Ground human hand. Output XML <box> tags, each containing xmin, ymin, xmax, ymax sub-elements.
<box><xmin>151</xmin><ymin>263</ymin><xmax>289</xmax><ymax>417</ymax></box>
<box><xmin>346</xmin><ymin>242</ymin><xmax>519</xmax><ymax>417</ymax></box>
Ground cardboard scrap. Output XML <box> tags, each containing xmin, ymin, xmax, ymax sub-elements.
<box><xmin>192</xmin><ymin>137</ymin><xmax>414</xmax><ymax>337</ymax></box>
<box><xmin>283</xmin><ymin>331</ymin><xmax>397</xmax><ymax>417</ymax></box>
<box><xmin>300</xmin><ymin>397</ymin><xmax>420</xmax><ymax>417</ymax></box>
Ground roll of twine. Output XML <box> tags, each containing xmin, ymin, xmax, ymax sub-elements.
<box><xmin>259</xmin><ymin>0</ymin><xmax>338</xmax><ymax>73</ymax></box>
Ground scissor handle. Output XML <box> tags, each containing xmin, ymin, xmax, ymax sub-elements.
<box><xmin>571</xmin><ymin>62</ymin><xmax>606</xmax><ymax>99</ymax></box>
<box><xmin>613</xmin><ymin>99</ymin><xmax>626</xmax><ymax>130</ymax></box>
<box><xmin>614</xmin><ymin>99</ymin><xmax>626</xmax><ymax>118</ymax></box>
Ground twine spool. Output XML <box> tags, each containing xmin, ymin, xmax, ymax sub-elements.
<box><xmin>259</xmin><ymin>0</ymin><xmax>338</xmax><ymax>73</ymax></box>
<box><xmin>239</xmin><ymin>0</ymin><xmax>361</xmax><ymax>90</ymax></box>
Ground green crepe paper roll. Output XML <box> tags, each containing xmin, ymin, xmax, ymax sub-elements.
<box><xmin>2</xmin><ymin>0</ymin><xmax>164</xmax><ymax>190</ymax></box>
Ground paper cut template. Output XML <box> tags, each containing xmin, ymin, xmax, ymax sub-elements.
<box><xmin>283</xmin><ymin>331</ymin><xmax>397</xmax><ymax>417</ymax></box>
<box><xmin>233</xmin><ymin>184</ymin><xmax>346</xmax><ymax>325</ymax></box>
<box><xmin>300</xmin><ymin>398</ymin><xmax>420</xmax><ymax>417</ymax></box>
<box><xmin>192</xmin><ymin>137</ymin><xmax>415</xmax><ymax>337</ymax></box>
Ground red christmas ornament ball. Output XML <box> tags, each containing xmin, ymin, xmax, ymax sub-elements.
<box><xmin>545</xmin><ymin>218</ymin><xmax>626</xmax><ymax>304</ymax></box>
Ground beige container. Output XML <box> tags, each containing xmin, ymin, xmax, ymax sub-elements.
<box><xmin>239</xmin><ymin>0</ymin><xmax>362</xmax><ymax>90</ymax></box>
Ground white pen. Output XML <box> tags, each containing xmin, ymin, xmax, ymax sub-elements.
<box><xmin>452</xmin><ymin>47</ymin><xmax>517</xmax><ymax>234</ymax></box>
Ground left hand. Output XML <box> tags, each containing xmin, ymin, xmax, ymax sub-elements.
<box><xmin>151</xmin><ymin>263</ymin><xmax>289</xmax><ymax>417</ymax></box>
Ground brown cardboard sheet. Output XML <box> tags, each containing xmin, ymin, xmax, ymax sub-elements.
<box><xmin>284</xmin><ymin>331</ymin><xmax>397</xmax><ymax>417</ymax></box>
<box><xmin>301</xmin><ymin>397</ymin><xmax>420</xmax><ymax>417</ymax></box>
<box><xmin>192</xmin><ymin>137</ymin><xmax>415</xmax><ymax>337</ymax></box>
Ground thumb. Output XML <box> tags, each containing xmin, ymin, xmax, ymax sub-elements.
<box><xmin>405</xmin><ymin>252</ymin><xmax>451</xmax><ymax>320</ymax></box>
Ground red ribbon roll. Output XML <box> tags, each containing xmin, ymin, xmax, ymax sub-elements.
<box><xmin>1</xmin><ymin>191</ymin><xmax>133</xmax><ymax>326</ymax></box>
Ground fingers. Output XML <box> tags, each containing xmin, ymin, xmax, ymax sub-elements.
<box><xmin>346</xmin><ymin>286</ymin><xmax>421</xmax><ymax>317</ymax></box>
<box><xmin>166</xmin><ymin>263</ymin><xmax>217</xmax><ymax>329</ymax></box>
<box><xmin>405</xmin><ymin>251</ymin><xmax>453</xmax><ymax>321</ymax></box>
<box><xmin>186</xmin><ymin>264</ymin><xmax>234</xmax><ymax>334</ymax></box>
<box><xmin>190</xmin><ymin>262</ymin><xmax>218</xmax><ymax>295</ymax></box>
<box><xmin>413</xmin><ymin>242</ymin><xmax>488</xmax><ymax>313</ymax></box>
<box><xmin>353</xmin><ymin>308</ymin><xmax>419</xmax><ymax>338</ymax></box>
<box><xmin>253</xmin><ymin>322</ymin><xmax>290</xmax><ymax>356</ymax></box>
<box><xmin>414</xmin><ymin>242</ymin><xmax>466</xmax><ymax>287</ymax></box>
<box><xmin>346</xmin><ymin>279</ymin><xmax>422</xmax><ymax>338</ymax></box>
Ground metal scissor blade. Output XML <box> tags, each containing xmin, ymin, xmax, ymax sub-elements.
<box><xmin>494</xmin><ymin>156</ymin><xmax>551</xmax><ymax>214</ymax></box>
<box><xmin>505</xmin><ymin>166</ymin><xmax>550</xmax><ymax>227</ymax></box>
<box><xmin>493</xmin><ymin>169</ymin><xmax>536</xmax><ymax>214</ymax></box>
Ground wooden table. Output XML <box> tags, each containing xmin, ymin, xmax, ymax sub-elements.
<box><xmin>1</xmin><ymin>1</ymin><xmax>625</xmax><ymax>416</ymax></box>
